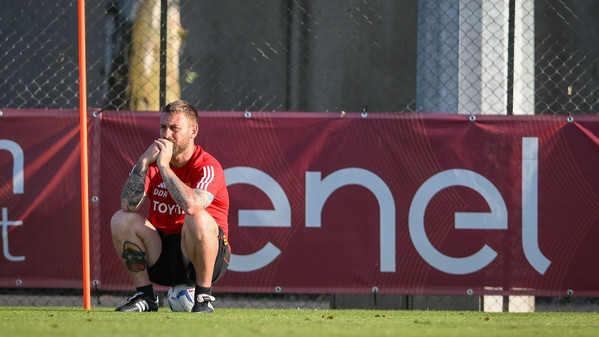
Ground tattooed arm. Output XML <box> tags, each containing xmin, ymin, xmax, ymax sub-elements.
<box><xmin>160</xmin><ymin>167</ymin><xmax>214</xmax><ymax>215</ymax></box>
<box><xmin>120</xmin><ymin>163</ymin><xmax>148</xmax><ymax>211</ymax></box>
<box><xmin>153</xmin><ymin>139</ymin><xmax>214</xmax><ymax>215</ymax></box>
<box><xmin>120</xmin><ymin>143</ymin><xmax>160</xmax><ymax>212</ymax></box>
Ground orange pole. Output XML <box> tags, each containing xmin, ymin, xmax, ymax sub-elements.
<box><xmin>78</xmin><ymin>0</ymin><xmax>91</xmax><ymax>310</ymax></box>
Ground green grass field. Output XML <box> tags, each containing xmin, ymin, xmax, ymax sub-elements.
<box><xmin>1</xmin><ymin>307</ymin><xmax>599</xmax><ymax>337</ymax></box>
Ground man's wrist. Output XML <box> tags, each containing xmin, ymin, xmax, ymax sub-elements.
<box><xmin>136</xmin><ymin>158</ymin><xmax>150</xmax><ymax>170</ymax></box>
<box><xmin>158</xmin><ymin>163</ymin><xmax>172</xmax><ymax>176</ymax></box>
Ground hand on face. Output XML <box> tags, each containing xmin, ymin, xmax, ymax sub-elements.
<box><xmin>154</xmin><ymin>138</ymin><xmax>174</xmax><ymax>169</ymax></box>
<box><xmin>139</xmin><ymin>142</ymin><xmax>161</xmax><ymax>165</ymax></box>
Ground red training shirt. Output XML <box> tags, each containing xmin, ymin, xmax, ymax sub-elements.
<box><xmin>144</xmin><ymin>145</ymin><xmax>229</xmax><ymax>237</ymax></box>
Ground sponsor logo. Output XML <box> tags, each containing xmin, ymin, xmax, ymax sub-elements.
<box><xmin>153</xmin><ymin>188</ymin><xmax>168</xmax><ymax>198</ymax></box>
<box><xmin>152</xmin><ymin>200</ymin><xmax>184</xmax><ymax>215</ymax></box>
<box><xmin>225</xmin><ymin>138</ymin><xmax>550</xmax><ymax>275</ymax></box>
<box><xmin>153</xmin><ymin>182</ymin><xmax>168</xmax><ymax>197</ymax></box>
<box><xmin>0</xmin><ymin>139</ymin><xmax>25</xmax><ymax>262</ymax></box>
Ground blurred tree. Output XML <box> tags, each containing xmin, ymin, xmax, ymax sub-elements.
<box><xmin>104</xmin><ymin>0</ymin><xmax>182</xmax><ymax>110</ymax></box>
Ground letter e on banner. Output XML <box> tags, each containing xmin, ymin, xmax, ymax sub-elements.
<box><xmin>225</xmin><ymin>167</ymin><xmax>291</xmax><ymax>272</ymax></box>
<box><xmin>409</xmin><ymin>169</ymin><xmax>508</xmax><ymax>275</ymax></box>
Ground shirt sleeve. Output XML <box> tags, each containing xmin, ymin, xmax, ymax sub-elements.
<box><xmin>193</xmin><ymin>163</ymin><xmax>225</xmax><ymax>197</ymax></box>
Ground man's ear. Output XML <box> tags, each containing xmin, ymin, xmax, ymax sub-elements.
<box><xmin>191</xmin><ymin>123</ymin><xmax>199</xmax><ymax>139</ymax></box>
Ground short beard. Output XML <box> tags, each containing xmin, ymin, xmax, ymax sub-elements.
<box><xmin>168</xmin><ymin>139</ymin><xmax>188</xmax><ymax>156</ymax></box>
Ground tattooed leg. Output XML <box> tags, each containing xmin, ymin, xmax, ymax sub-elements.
<box><xmin>110</xmin><ymin>210</ymin><xmax>161</xmax><ymax>288</ymax></box>
<box><xmin>122</xmin><ymin>241</ymin><xmax>147</xmax><ymax>272</ymax></box>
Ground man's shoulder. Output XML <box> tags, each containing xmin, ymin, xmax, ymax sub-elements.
<box><xmin>193</xmin><ymin>145</ymin><xmax>223</xmax><ymax>168</ymax></box>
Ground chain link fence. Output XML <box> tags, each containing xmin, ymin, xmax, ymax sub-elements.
<box><xmin>1</xmin><ymin>0</ymin><xmax>599</xmax><ymax>311</ymax></box>
<box><xmin>1</xmin><ymin>0</ymin><xmax>597</xmax><ymax>114</ymax></box>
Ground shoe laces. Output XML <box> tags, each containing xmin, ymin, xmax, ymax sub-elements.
<box><xmin>196</xmin><ymin>294</ymin><xmax>216</xmax><ymax>304</ymax></box>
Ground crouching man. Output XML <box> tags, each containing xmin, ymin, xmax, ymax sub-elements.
<box><xmin>111</xmin><ymin>100</ymin><xmax>230</xmax><ymax>313</ymax></box>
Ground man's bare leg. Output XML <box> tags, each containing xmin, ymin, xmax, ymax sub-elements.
<box><xmin>181</xmin><ymin>210</ymin><xmax>219</xmax><ymax>312</ymax></box>
<box><xmin>110</xmin><ymin>210</ymin><xmax>162</xmax><ymax>311</ymax></box>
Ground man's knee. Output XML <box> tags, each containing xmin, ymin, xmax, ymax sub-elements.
<box><xmin>111</xmin><ymin>210</ymin><xmax>126</xmax><ymax>232</ymax></box>
<box><xmin>184</xmin><ymin>210</ymin><xmax>218</xmax><ymax>236</ymax></box>
<box><xmin>111</xmin><ymin>210</ymin><xmax>142</xmax><ymax>234</ymax></box>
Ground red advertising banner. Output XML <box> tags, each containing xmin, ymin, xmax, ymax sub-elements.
<box><xmin>2</xmin><ymin>109</ymin><xmax>599</xmax><ymax>296</ymax></box>
<box><xmin>0</xmin><ymin>109</ymin><xmax>89</xmax><ymax>288</ymax></box>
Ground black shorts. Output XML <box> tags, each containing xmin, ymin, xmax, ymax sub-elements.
<box><xmin>148</xmin><ymin>226</ymin><xmax>230</xmax><ymax>286</ymax></box>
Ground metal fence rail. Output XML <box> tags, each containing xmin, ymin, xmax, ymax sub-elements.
<box><xmin>2</xmin><ymin>288</ymin><xmax>599</xmax><ymax>312</ymax></box>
